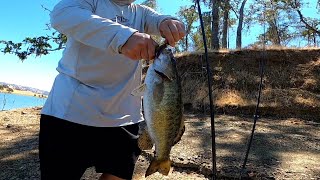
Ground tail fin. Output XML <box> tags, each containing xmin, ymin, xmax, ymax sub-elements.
<box><xmin>145</xmin><ymin>159</ymin><xmax>171</xmax><ymax>177</ymax></box>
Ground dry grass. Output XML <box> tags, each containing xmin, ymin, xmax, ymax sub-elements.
<box><xmin>176</xmin><ymin>48</ymin><xmax>320</xmax><ymax>120</ymax></box>
<box><xmin>215</xmin><ymin>90</ymin><xmax>248</xmax><ymax>107</ymax></box>
<box><xmin>176</xmin><ymin>47</ymin><xmax>320</xmax><ymax>57</ymax></box>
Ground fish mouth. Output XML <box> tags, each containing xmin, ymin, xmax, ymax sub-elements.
<box><xmin>154</xmin><ymin>70</ymin><xmax>172</xmax><ymax>81</ymax></box>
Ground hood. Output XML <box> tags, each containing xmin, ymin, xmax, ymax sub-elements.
<box><xmin>111</xmin><ymin>0</ymin><xmax>135</xmax><ymax>5</ymax></box>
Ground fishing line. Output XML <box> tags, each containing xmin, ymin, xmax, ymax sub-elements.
<box><xmin>195</xmin><ymin>1</ymin><xmax>217</xmax><ymax>179</ymax></box>
<box><xmin>239</xmin><ymin>2</ymin><xmax>267</xmax><ymax>178</ymax></box>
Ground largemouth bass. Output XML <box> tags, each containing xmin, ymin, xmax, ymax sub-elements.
<box><xmin>132</xmin><ymin>48</ymin><xmax>185</xmax><ymax>177</ymax></box>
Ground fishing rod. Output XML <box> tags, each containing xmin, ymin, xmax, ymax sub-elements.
<box><xmin>195</xmin><ymin>0</ymin><xmax>217</xmax><ymax>179</ymax></box>
<box><xmin>240</xmin><ymin>2</ymin><xmax>267</xmax><ymax>178</ymax></box>
<box><xmin>239</xmin><ymin>48</ymin><xmax>266</xmax><ymax>178</ymax></box>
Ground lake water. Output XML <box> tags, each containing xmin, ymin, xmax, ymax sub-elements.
<box><xmin>0</xmin><ymin>92</ymin><xmax>47</xmax><ymax>110</ymax></box>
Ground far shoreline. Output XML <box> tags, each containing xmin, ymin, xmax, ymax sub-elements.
<box><xmin>0</xmin><ymin>89</ymin><xmax>48</xmax><ymax>98</ymax></box>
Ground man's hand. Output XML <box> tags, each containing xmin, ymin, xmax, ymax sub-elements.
<box><xmin>121</xmin><ymin>32</ymin><xmax>158</xmax><ymax>60</ymax></box>
<box><xmin>160</xmin><ymin>19</ymin><xmax>186</xmax><ymax>47</ymax></box>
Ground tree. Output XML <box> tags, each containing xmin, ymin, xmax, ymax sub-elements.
<box><xmin>7</xmin><ymin>88</ymin><xmax>13</xmax><ymax>93</ymax></box>
<box><xmin>290</xmin><ymin>0</ymin><xmax>320</xmax><ymax>46</ymax></box>
<box><xmin>0</xmin><ymin>32</ymin><xmax>66</xmax><ymax>61</ymax></box>
<box><xmin>292</xmin><ymin>0</ymin><xmax>320</xmax><ymax>36</ymax></box>
<box><xmin>221</xmin><ymin>0</ymin><xmax>231</xmax><ymax>48</ymax></box>
<box><xmin>191</xmin><ymin>11</ymin><xmax>212</xmax><ymax>51</ymax></box>
<box><xmin>141</xmin><ymin>0</ymin><xmax>157</xmax><ymax>10</ymax></box>
<box><xmin>211</xmin><ymin>0</ymin><xmax>220</xmax><ymax>50</ymax></box>
<box><xmin>244</xmin><ymin>0</ymin><xmax>299</xmax><ymax>47</ymax></box>
<box><xmin>299</xmin><ymin>20</ymin><xmax>320</xmax><ymax>46</ymax></box>
<box><xmin>236</xmin><ymin>0</ymin><xmax>248</xmax><ymax>49</ymax></box>
<box><xmin>177</xmin><ymin>5</ymin><xmax>198</xmax><ymax>51</ymax></box>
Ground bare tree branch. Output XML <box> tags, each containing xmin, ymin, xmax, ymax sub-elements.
<box><xmin>230</xmin><ymin>6</ymin><xmax>239</xmax><ymax>19</ymax></box>
<box><xmin>41</xmin><ymin>5</ymin><xmax>52</xmax><ymax>13</ymax></box>
<box><xmin>296</xmin><ymin>9</ymin><xmax>320</xmax><ymax>35</ymax></box>
<box><xmin>293</xmin><ymin>0</ymin><xmax>320</xmax><ymax>36</ymax></box>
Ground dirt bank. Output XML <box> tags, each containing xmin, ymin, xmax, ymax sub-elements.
<box><xmin>177</xmin><ymin>49</ymin><xmax>320</xmax><ymax>121</ymax></box>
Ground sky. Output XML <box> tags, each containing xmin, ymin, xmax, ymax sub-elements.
<box><xmin>0</xmin><ymin>0</ymin><xmax>318</xmax><ymax>91</ymax></box>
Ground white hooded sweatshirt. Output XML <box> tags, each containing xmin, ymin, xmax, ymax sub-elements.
<box><xmin>41</xmin><ymin>0</ymin><xmax>175</xmax><ymax>127</ymax></box>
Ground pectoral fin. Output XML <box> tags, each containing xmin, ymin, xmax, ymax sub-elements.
<box><xmin>131</xmin><ymin>84</ymin><xmax>146</xmax><ymax>96</ymax></box>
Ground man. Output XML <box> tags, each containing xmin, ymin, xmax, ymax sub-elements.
<box><xmin>39</xmin><ymin>0</ymin><xmax>185</xmax><ymax>180</ymax></box>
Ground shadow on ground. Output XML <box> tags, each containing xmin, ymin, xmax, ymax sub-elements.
<box><xmin>1</xmin><ymin>111</ymin><xmax>319</xmax><ymax>180</ymax></box>
<box><xmin>143</xmin><ymin>113</ymin><xmax>320</xmax><ymax>179</ymax></box>
<box><xmin>0</xmin><ymin>125</ymin><xmax>40</xmax><ymax>180</ymax></box>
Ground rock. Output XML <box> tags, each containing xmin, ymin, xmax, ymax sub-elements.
<box><xmin>34</xmin><ymin>107</ymin><xmax>42</xmax><ymax>110</ymax></box>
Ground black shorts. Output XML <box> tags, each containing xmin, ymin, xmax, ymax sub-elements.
<box><xmin>39</xmin><ymin>115</ymin><xmax>141</xmax><ymax>180</ymax></box>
